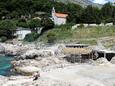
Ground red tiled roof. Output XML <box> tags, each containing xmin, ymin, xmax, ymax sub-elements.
<box><xmin>55</xmin><ymin>13</ymin><xmax>68</xmax><ymax>18</ymax></box>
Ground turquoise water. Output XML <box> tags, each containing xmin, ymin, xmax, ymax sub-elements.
<box><xmin>0</xmin><ymin>55</ymin><xmax>13</xmax><ymax>76</ymax></box>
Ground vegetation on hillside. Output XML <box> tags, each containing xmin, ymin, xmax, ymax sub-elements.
<box><xmin>0</xmin><ymin>0</ymin><xmax>114</xmax><ymax>24</ymax></box>
<box><xmin>0</xmin><ymin>20</ymin><xmax>16</xmax><ymax>39</ymax></box>
<box><xmin>40</xmin><ymin>25</ymin><xmax>115</xmax><ymax>44</ymax></box>
<box><xmin>0</xmin><ymin>0</ymin><xmax>114</xmax><ymax>42</ymax></box>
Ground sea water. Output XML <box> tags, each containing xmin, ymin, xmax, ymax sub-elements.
<box><xmin>0</xmin><ymin>55</ymin><xmax>13</xmax><ymax>76</ymax></box>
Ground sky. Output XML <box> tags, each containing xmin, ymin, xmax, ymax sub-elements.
<box><xmin>92</xmin><ymin>0</ymin><xmax>114</xmax><ymax>4</ymax></box>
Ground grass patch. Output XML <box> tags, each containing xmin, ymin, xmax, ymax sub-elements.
<box><xmin>79</xmin><ymin>39</ymin><xmax>97</xmax><ymax>45</ymax></box>
<box><xmin>39</xmin><ymin>25</ymin><xmax>115</xmax><ymax>44</ymax></box>
<box><xmin>72</xmin><ymin>26</ymin><xmax>115</xmax><ymax>39</ymax></box>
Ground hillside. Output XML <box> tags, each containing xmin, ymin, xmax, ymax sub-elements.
<box><xmin>56</xmin><ymin>0</ymin><xmax>101</xmax><ymax>7</ymax></box>
<box><xmin>40</xmin><ymin>26</ymin><xmax>115</xmax><ymax>46</ymax></box>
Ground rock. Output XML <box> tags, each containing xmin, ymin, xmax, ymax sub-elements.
<box><xmin>111</xmin><ymin>46</ymin><xmax>115</xmax><ymax>51</ymax></box>
<box><xmin>38</xmin><ymin>50</ymin><xmax>53</xmax><ymax>57</ymax></box>
<box><xmin>0</xmin><ymin>43</ymin><xmax>36</xmax><ymax>56</ymax></box>
<box><xmin>91</xmin><ymin>58</ymin><xmax>112</xmax><ymax>66</ymax></box>
<box><xmin>0</xmin><ymin>44</ymin><xmax>5</xmax><ymax>53</ymax></box>
<box><xmin>20</xmin><ymin>49</ymin><xmax>55</xmax><ymax>60</ymax></box>
<box><xmin>110</xmin><ymin>57</ymin><xmax>115</xmax><ymax>64</ymax></box>
<box><xmin>20</xmin><ymin>49</ymin><xmax>39</xmax><ymax>59</ymax></box>
<box><xmin>15</xmin><ymin>66</ymin><xmax>41</xmax><ymax>76</ymax></box>
<box><xmin>0</xmin><ymin>76</ymin><xmax>8</xmax><ymax>85</ymax></box>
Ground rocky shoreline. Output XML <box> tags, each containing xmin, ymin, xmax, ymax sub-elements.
<box><xmin>0</xmin><ymin>42</ymin><xmax>67</xmax><ymax>75</ymax></box>
<box><xmin>0</xmin><ymin>42</ymin><xmax>115</xmax><ymax>86</ymax></box>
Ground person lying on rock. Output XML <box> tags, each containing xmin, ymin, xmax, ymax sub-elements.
<box><xmin>33</xmin><ymin>71</ymin><xmax>40</xmax><ymax>81</ymax></box>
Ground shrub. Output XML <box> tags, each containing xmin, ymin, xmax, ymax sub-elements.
<box><xmin>0</xmin><ymin>36</ymin><xmax>7</xmax><ymax>42</ymax></box>
<box><xmin>0</xmin><ymin>20</ymin><xmax>16</xmax><ymax>39</ymax></box>
<box><xmin>24</xmin><ymin>32</ymin><xmax>39</xmax><ymax>42</ymax></box>
<box><xmin>77</xmin><ymin>24</ymin><xmax>84</xmax><ymax>28</ymax></box>
<box><xmin>17</xmin><ymin>19</ymin><xmax>28</xmax><ymax>28</ymax></box>
<box><xmin>47</xmin><ymin>32</ymin><xmax>56</xmax><ymax>44</ymax></box>
<box><xmin>55</xmin><ymin>23</ymin><xmax>73</xmax><ymax>30</ymax></box>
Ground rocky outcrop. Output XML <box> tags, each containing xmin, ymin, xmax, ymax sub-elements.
<box><xmin>0</xmin><ymin>44</ymin><xmax>5</xmax><ymax>54</ymax></box>
<box><xmin>0</xmin><ymin>43</ymin><xmax>37</xmax><ymax>56</ymax></box>
<box><xmin>110</xmin><ymin>57</ymin><xmax>115</xmax><ymax>64</ymax></box>
<box><xmin>88</xmin><ymin>58</ymin><xmax>112</xmax><ymax>66</ymax></box>
<box><xmin>20</xmin><ymin>49</ymin><xmax>54</xmax><ymax>59</ymax></box>
<box><xmin>0</xmin><ymin>43</ymin><xmax>65</xmax><ymax>59</ymax></box>
<box><xmin>12</xmin><ymin>56</ymin><xmax>68</xmax><ymax>75</ymax></box>
<box><xmin>19</xmin><ymin>49</ymin><xmax>39</xmax><ymax>59</ymax></box>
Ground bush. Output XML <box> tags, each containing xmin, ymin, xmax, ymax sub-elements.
<box><xmin>77</xmin><ymin>24</ymin><xmax>84</xmax><ymax>28</ymax></box>
<box><xmin>47</xmin><ymin>32</ymin><xmax>56</xmax><ymax>44</ymax></box>
<box><xmin>0</xmin><ymin>20</ymin><xmax>16</xmax><ymax>39</ymax></box>
<box><xmin>0</xmin><ymin>36</ymin><xmax>7</xmax><ymax>42</ymax></box>
<box><xmin>55</xmin><ymin>23</ymin><xmax>73</xmax><ymax>30</ymax></box>
<box><xmin>17</xmin><ymin>19</ymin><xmax>28</xmax><ymax>28</ymax></box>
<box><xmin>102</xmin><ymin>18</ymin><xmax>113</xmax><ymax>24</ymax></box>
<box><xmin>24</xmin><ymin>32</ymin><xmax>39</xmax><ymax>42</ymax></box>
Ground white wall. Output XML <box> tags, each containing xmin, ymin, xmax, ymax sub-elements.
<box><xmin>15</xmin><ymin>30</ymin><xmax>31</xmax><ymax>40</ymax></box>
<box><xmin>56</xmin><ymin>17</ymin><xmax>66</xmax><ymax>25</ymax></box>
<box><xmin>53</xmin><ymin>17</ymin><xmax>66</xmax><ymax>25</ymax></box>
<box><xmin>52</xmin><ymin>12</ymin><xmax>66</xmax><ymax>25</ymax></box>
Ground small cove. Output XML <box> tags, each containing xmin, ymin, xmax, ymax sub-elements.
<box><xmin>0</xmin><ymin>55</ymin><xmax>13</xmax><ymax>76</ymax></box>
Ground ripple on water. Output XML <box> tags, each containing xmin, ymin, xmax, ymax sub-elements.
<box><xmin>0</xmin><ymin>55</ymin><xmax>13</xmax><ymax>76</ymax></box>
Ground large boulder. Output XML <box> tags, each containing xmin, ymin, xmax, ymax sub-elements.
<box><xmin>15</xmin><ymin>66</ymin><xmax>41</xmax><ymax>76</ymax></box>
<box><xmin>0</xmin><ymin>44</ymin><xmax>5</xmax><ymax>54</ymax></box>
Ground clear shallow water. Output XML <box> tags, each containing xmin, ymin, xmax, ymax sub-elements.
<box><xmin>0</xmin><ymin>55</ymin><xmax>13</xmax><ymax>76</ymax></box>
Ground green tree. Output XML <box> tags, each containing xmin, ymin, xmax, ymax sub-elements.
<box><xmin>112</xmin><ymin>6</ymin><xmax>115</xmax><ymax>25</ymax></box>
<box><xmin>101</xmin><ymin>3</ymin><xmax>113</xmax><ymax>23</ymax></box>
<box><xmin>66</xmin><ymin>3</ymin><xmax>83</xmax><ymax>23</ymax></box>
<box><xmin>27</xmin><ymin>19</ymin><xmax>41</xmax><ymax>33</ymax></box>
<box><xmin>41</xmin><ymin>17</ymin><xmax>54</xmax><ymax>34</ymax></box>
<box><xmin>24</xmin><ymin>32</ymin><xmax>39</xmax><ymax>42</ymax></box>
<box><xmin>17</xmin><ymin>19</ymin><xmax>28</xmax><ymax>28</ymax></box>
<box><xmin>81</xmin><ymin>5</ymin><xmax>101</xmax><ymax>24</ymax></box>
<box><xmin>0</xmin><ymin>20</ymin><xmax>16</xmax><ymax>38</ymax></box>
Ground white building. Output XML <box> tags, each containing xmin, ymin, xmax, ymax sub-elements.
<box><xmin>15</xmin><ymin>27</ymin><xmax>43</xmax><ymax>40</ymax></box>
<box><xmin>51</xmin><ymin>7</ymin><xmax>68</xmax><ymax>25</ymax></box>
<box><xmin>15</xmin><ymin>27</ymin><xmax>31</xmax><ymax>40</ymax></box>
